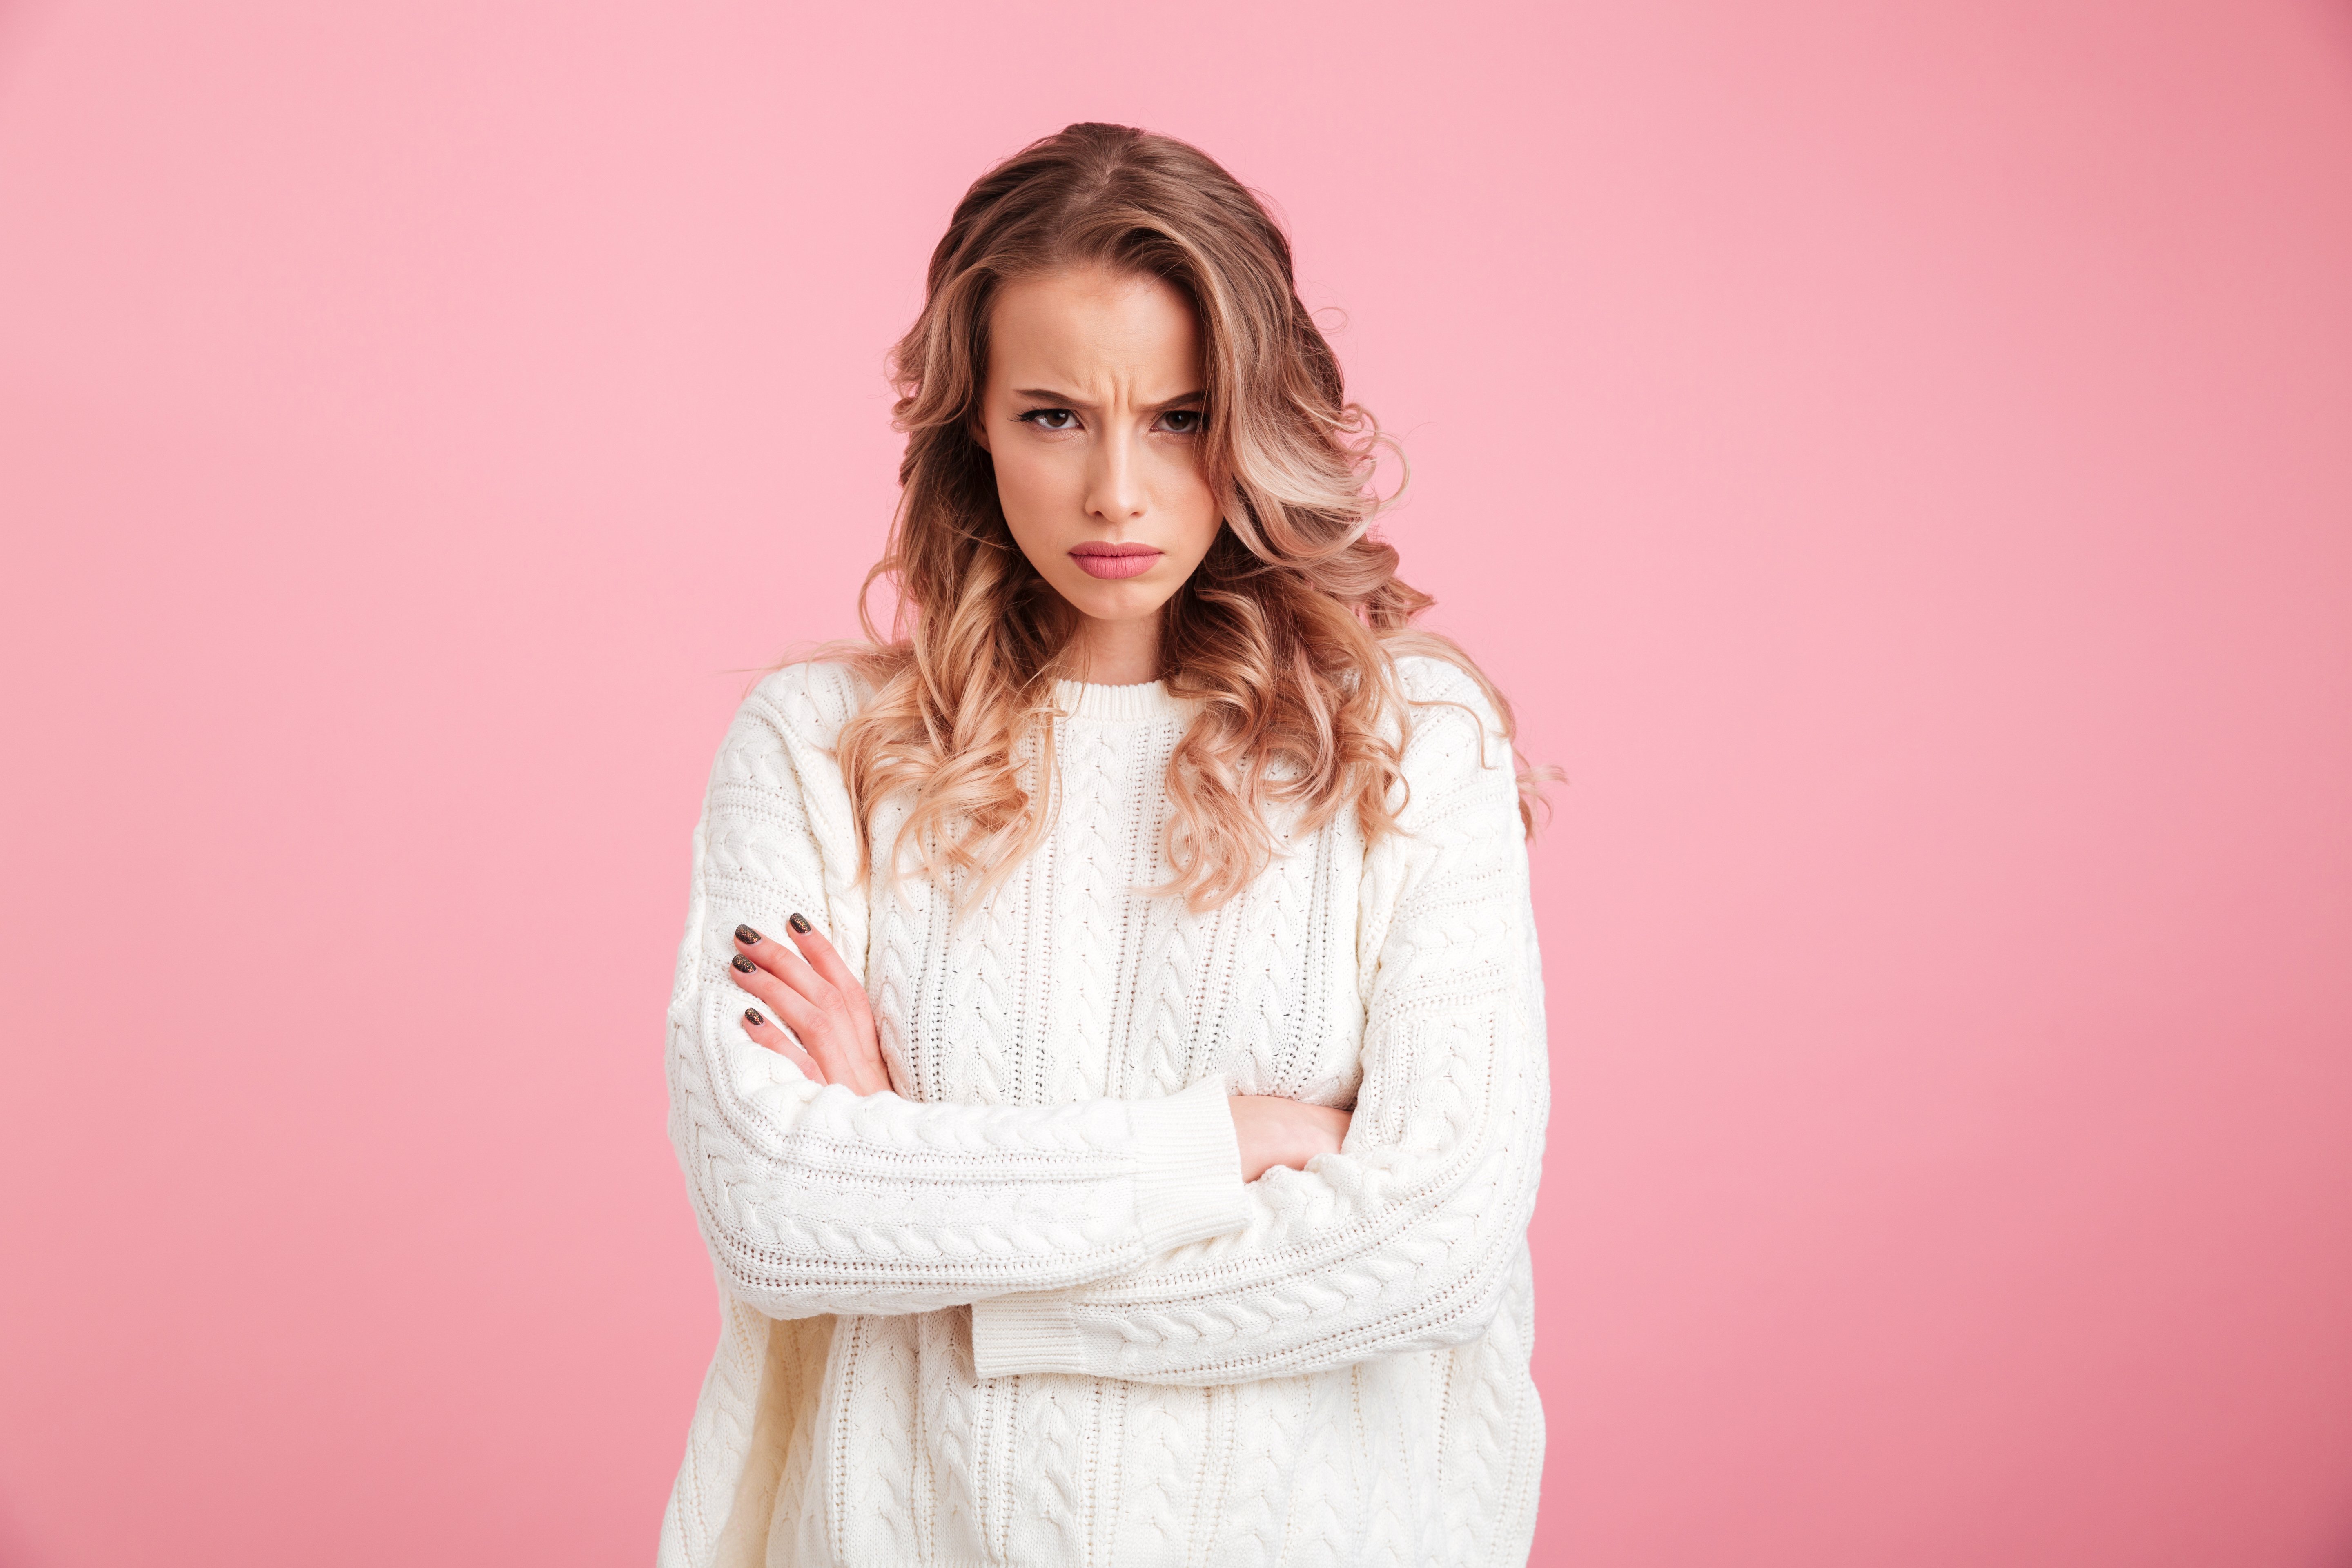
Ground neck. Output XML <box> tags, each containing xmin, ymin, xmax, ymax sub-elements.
<box><xmin>1069</xmin><ymin>614</ymin><xmax>1160</xmax><ymax>686</ymax></box>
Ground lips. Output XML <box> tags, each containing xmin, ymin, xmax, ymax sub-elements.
<box><xmin>1069</xmin><ymin>542</ymin><xmax>1164</xmax><ymax>581</ymax></box>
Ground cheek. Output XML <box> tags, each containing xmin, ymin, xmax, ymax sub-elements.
<box><xmin>1160</xmin><ymin>454</ymin><xmax>1223</xmax><ymax>549</ymax></box>
<box><xmin>991</xmin><ymin>441</ymin><xmax>1075</xmax><ymax>525</ymax></box>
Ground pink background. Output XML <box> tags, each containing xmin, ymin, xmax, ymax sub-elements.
<box><xmin>4</xmin><ymin>2</ymin><xmax>2350</xmax><ymax>1564</ymax></box>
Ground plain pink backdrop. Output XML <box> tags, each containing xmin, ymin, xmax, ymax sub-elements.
<box><xmin>4</xmin><ymin>2</ymin><xmax>2350</xmax><ymax>1565</ymax></box>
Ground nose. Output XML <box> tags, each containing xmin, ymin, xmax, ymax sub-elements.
<box><xmin>1086</xmin><ymin>427</ymin><xmax>1147</xmax><ymax>524</ymax></box>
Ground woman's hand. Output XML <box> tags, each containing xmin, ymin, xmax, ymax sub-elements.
<box><xmin>728</xmin><ymin>917</ymin><xmax>893</xmax><ymax>1095</ymax></box>
<box><xmin>1228</xmin><ymin>1095</ymin><xmax>1351</xmax><ymax>1181</ymax></box>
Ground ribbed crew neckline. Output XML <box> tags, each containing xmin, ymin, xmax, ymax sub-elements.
<box><xmin>1053</xmin><ymin>677</ymin><xmax>1190</xmax><ymax>724</ymax></box>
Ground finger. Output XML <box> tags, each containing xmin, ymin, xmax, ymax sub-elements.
<box><xmin>739</xmin><ymin>1005</ymin><xmax>822</xmax><ymax>1080</ymax></box>
<box><xmin>751</xmin><ymin>918</ymin><xmax>882</xmax><ymax>1095</ymax></box>
<box><xmin>729</xmin><ymin>952</ymin><xmax>861</xmax><ymax>1086</ymax></box>
<box><xmin>735</xmin><ymin>921</ymin><xmax>883</xmax><ymax>1096</ymax></box>
<box><xmin>733</xmin><ymin>923</ymin><xmax>838</xmax><ymax>1016</ymax></box>
<box><xmin>783</xmin><ymin>914</ymin><xmax>890</xmax><ymax>1095</ymax></box>
<box><xmin>782</xmin><ymin>914</ymin><xmax>876</xmax><ymax>1033</ymax></box>
<box><xmin>732</xmin><ymin>928</ymin><xmax>866</xmax><ymax>1086</ymax></box>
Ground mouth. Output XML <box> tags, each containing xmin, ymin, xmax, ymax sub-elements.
<box><xmin>1068</xmin><ymin>542</ymin><xmax>1164</xmax><ymax>581</ymax></box>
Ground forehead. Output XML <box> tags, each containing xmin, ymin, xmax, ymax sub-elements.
<box><xmin>987</xmin><ymin>267</ymin><xmax>1201</xmax><ymax>389</ymax></box>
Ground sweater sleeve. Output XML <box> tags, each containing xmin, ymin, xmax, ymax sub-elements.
<box><xmin>968</xmin><ymin>660</ymin><xmax>1550</xmax><ymax>1384</ymax></box>
<box><xmin>666</xmin><ymin>666</ymin><xmax>1248</xmax><ymax>1320</ymax></box>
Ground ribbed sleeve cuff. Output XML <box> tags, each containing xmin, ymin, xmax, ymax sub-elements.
<box><xmin>1123</xmin><ymin>1076</ymin><xmax>1247</xmax><ymax>1254</ymax></box>
<box><xmin>971</xmin><ymin>1292</ymin><xmax>1085</xmax><ymax>1379</ymax></box>
<box><xmin>970</xmin><ymin>1081</ymin><xmax>1243</xmax><ymax>1381</ymax></box>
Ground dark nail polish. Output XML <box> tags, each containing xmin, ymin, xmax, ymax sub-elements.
<box><xmin>788</xmin><ymin>912</ymin><xmax>813</xmax><ymax>935</ymax></box>
<box><xmin>744</xmin><ymin>1007</ymin><xmax>764</xmax><ymax>1027</ymax></box>
<box><xmin>731</xmin><ymin>954</ymin><xmax>756</xmax><ymax>973</ymax></box>
<box><xmin>735</xmin><ymin>924</ymin><xmax>761</xmax><ymax>946</ymax></box>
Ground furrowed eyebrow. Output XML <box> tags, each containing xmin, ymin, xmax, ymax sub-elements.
<box><xmin>1008</xmin><ymin>389</ymin><xmax>1207</xmax><ymax>411</ymax></box>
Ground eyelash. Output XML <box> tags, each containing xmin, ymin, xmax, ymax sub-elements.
<box><xmin>1015</xmin><ymin>408</ymin><xmax>1205</xmax><ymax>434</ymax></box>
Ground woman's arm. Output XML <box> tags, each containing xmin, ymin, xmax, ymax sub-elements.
<box><xmin>723</xmin><ymin>906</ymin><xmax>1352</xmax><ymax>1179</ymax></box>
<box><xmin>667</xmin><ymin>666</ymin><xmax>1250</xmax><ymax>1319</ymax></box>
<box><xmin>968</xmin><ymin>661</ymin><xmax>1550</xmax><ymax>1384</ymax></box>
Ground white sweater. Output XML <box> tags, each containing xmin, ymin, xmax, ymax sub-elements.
<box><xmin>657</xmin><ymin>656</ymin><xmax>1548</xmax><ymax>1568</ymax></box>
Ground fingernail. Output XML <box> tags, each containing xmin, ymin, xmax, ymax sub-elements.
<box><xmin>731</xmin><ymin>954</ymin><xmax>756</xmax><ymax>973</ymax></box>
<box><xmin>788</xmin><ymin>913</ymin><xmax>812</xmax><ymax>935</ymax></box>
<box><xmin>744</xmin><ymin>1007</ymin><xmax>764</xmax><ymax>1027</ymax></box>
<box><xmin>735</xmin><ymin>924</ymin><xmax>760</xmax><ymax>945</ymax></box>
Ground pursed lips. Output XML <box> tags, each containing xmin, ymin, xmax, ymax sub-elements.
<box><xmin>1069</xmin><ymin>542</ymin><xmax>1163</xmax><ymax>580</ymax></box>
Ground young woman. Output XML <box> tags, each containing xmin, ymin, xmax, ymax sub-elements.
<box><xmin>659</xmin><ymin>123</ymin><xmax>1549</xmax><ymax>1568</ymax></box>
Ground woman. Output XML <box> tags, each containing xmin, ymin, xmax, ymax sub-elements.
<box><xmin>659</xmin><ymin>123</ymin><xmax>1549</xmax><ymax>1568</ymax></box>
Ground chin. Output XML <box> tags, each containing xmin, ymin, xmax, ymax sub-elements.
<box><xmin>1060</xmin><ymin>579</ymin><xmax>1169</xmax><ymax>624</ymax></box>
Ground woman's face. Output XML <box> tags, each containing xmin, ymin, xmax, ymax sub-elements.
<box><xmin>976</xmin><ymin>266</ymin><xmax>1223</xmax><ymax>656</ymax></box>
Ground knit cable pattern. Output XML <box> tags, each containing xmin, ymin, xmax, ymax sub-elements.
<box><xmin>657</xmin><ymin>656</ymin><xmax>1547</xmax><ymax>1568</ymax></box>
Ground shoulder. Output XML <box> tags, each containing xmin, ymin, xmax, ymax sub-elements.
<box><xmin>733</xmin><ymin>659</ymin><xmax>872</xmax><ymax>752</ymax></box>
<box><xmin>703</xmin><ymin>661</ymin><xmax>870</xmax><ymax>810</ymax></box>
<box><xmin>1382</xmin><ymin>652</ymin><xmax>1520</xmax><ymax>830</ymax></box>
<box><xmin>1390</xmin><ymin>653</ymin><xmax>1507</xmax><ymax>759</ymax></box>
<box><xmin>697</xmin><ymin>662</ymin><xmax>868</xmax><ymax>886</ymax></box>
<box><xmin>1392</xmin><ymin>652</ymin><xmax>1499</xmax><ymax>716</ymax></box>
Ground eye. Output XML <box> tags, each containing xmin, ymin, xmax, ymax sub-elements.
<box><xmin>1154</xmin><ymin>408</ymin><xmax>1204</xmax><ymax>434</ymax></box>
<box><xmin>1017</xmin><ymin>408</ymin><xmax>1078</xmax><ymax>431</ymax></box>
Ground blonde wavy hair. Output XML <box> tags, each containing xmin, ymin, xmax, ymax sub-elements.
<box><xmin>835</xmin><ymin>122</ymin><xmax>1543</xmax><ymax>911</ymax></box>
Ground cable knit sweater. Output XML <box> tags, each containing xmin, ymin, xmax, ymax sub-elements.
<box><xmin>657</xmin><ymin>656</ymin><xmax>1548</xmax><ymax>1568</ymax></box>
